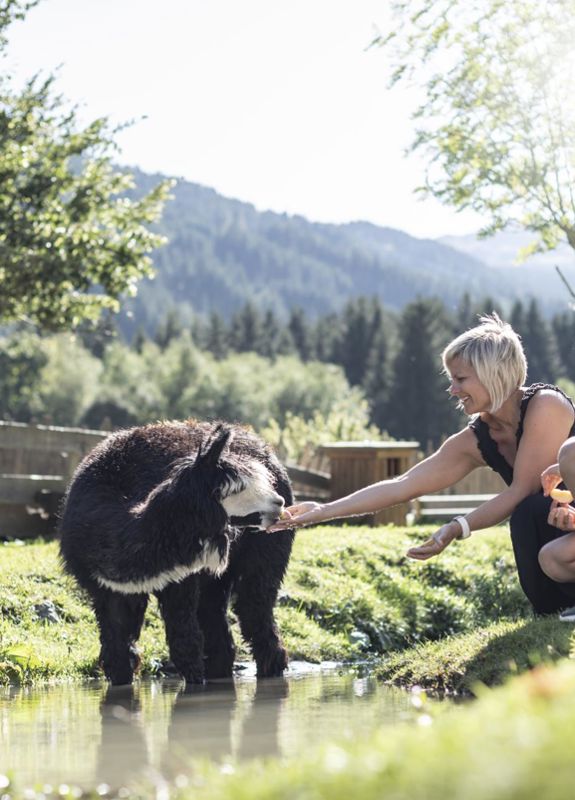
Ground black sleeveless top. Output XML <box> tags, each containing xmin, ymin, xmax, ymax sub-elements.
<box><xmin>468</xmin><ymin>383</ymin><xmax>575</xmax><ymax>486</ymax></box>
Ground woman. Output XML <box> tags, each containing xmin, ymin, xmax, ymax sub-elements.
<box><xmin>270</xmin><ymin>314</ymin><xmax>575</xmax><ymax>616</ymax></box>
<box><xmin>538</xmin><ymin>438</ymin><xmax>575</xmax><ymax>619</ymax></box>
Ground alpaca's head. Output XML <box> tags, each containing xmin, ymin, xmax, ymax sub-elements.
<box><xmin>198</xmin><ymin>426</ymin><xmax>285</xmax><ymax>531</ymax></box>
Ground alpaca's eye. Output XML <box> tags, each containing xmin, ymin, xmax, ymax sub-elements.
<box><xmin>219</xmin><ymin>473</ymin><xmax>246</xmax><ymax>499</ymax></box>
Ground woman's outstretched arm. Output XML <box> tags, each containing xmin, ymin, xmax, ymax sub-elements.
<box><xmin>268</xmin><ymin>428</ymin><xmax>482</xmax><ymax>531</ymax></box>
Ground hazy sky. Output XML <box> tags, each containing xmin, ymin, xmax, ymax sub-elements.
<box><xmin>5</xmin><ymin>0</ymin><xmax>484</xmax><ymax>238</ymax></box>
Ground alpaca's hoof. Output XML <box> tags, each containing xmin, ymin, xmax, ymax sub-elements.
<box><xmin>183</xmin><ymin>674</ymin><xmax>206</xmax><ymax>687</ymax></box>
<box><xmin>256</xmin><ymin>647</ymin><xmax>288</xmax><ymax>678</ymax></box>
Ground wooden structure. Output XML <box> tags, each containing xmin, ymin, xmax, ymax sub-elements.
<box><xmin>0</xmin><ymin>422</ymin><xmax>332</xmax><ymax>539</ymax></box>
<box><xmin>320</xmin><ymin>441</ymin><xmax>420</xmax><ymax>526</ymax></box>
<box><xmin>0</xmin><ymin>421</ymin><xmax>106</xmax><ymax>539</ymax></box>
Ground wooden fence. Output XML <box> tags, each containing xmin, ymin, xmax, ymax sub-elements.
<box><xmin>0</xmin><ymin>423</ymin><xmax>506</xmax><ymax>539</ymax></box>
<box><xmin>0</xmin><ymin>421</ymin><xmax>106</xmax><ymax>539</ymax></box>
<box><xmin>0</xmin><ymin>422</ymin><xmax>331</xmax><ymax>540</ymax></box>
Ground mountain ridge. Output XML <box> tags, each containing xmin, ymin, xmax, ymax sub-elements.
<box><xmin>119</xmin><ymin>167</ymin><xmax>574</xmax><ymax>336</ymax></box>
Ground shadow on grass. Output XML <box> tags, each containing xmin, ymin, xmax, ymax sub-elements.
<box><xmin>377</xmin><ymin>615</ymin><xmax>575</xmax><ymax>696</ymax></box>
<box><xmin>459</xmin><ymin>616</ymin><xmax>575</xmax><ymax>695</ymax></box>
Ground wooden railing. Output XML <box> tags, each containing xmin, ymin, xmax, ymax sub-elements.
<box><xmin>0</xmin><ymin>421</ymin><xmax>106</xmax><ymax>539</ymax></box>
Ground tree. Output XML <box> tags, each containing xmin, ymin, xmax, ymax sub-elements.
<box><xmin>229</xmin><ymin>302</ymin><xmax>264</xmax><ymax>353</ymax></box>
<box><xmin>378</xmin><ymin>0</ymin><xmax>575</xmax><ymax>257</ymax></box>
<box><xmin>387</xmin><ymin>298</ymin><xmax>460</xmax><ymax>446</ymax></box>
<box><xmin>154</xmin><ymin>309</ymin><xmax>184</xmax><ymax>351</ymax></box>
<box><xmin>203</xmin><ymin>310</ymin><xmax>229</xmax><ymax>360</ymax></box>
<box><xmin>552</xmin><ymin>311</ymin><xmax>575</xmax><ymax>382</ymax></box>
<box><xmin>0</xmin><ymin>327</ymin><xmax>47</xmax><ymax>421</ymax></box>
<box><xmin>288</xmin><ymin>307</ymin><xmax>314</xmax><ymax>362</ymax></box>
<box><xmin>333</xmin><ymin>297</ymin><xmax>385</xmax><ymax>387</ymax></box>
<box><xmin>520</xmin><ymin>299</ymin><xmax>561</xmax><ymax>384</ymax></box>
<box><xmin>0</xmin><ymin>1</ymin><xmax>171</xmax><ymax>329</ymax></box>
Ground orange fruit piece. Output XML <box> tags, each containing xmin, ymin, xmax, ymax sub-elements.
<box><xmin>550</xmin><ymin>487</ymin><xmax>574</xmax><ymax>503</ymax></box>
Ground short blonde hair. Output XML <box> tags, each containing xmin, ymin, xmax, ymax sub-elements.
<box><xmin>442</xmin><ymin>313</ymin><xmax>527</xmax><ymax>413</ymax></box>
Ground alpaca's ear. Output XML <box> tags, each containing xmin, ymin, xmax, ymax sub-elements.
<box><xmin>201</xmin><ymin>426</ymin><xmax>233</xmax><ymax>466</ymax></box>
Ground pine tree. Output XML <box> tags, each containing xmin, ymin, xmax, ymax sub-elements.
<box><xmin>229</xmin><ymin>302</ymin><xmax>264</xmax><ymax>353</ymax></box>
<box><xmin>552</xmin><ymin>311</ymin><xmax>575</xmax><ymax>382</ymax></box>
<box><xmin>387</xmin><ymin>298</ymin><xmax>460</xmax><ymax>447</ymax></box>
<box><xmin>363</xmin><ymin>331</ymin><xmax>391</xmax><ymax>432</ymax></box>
<box><xmin>454</xmin><ymin>292</ymin><xmax>474</xmax><ymax>333</ymax></box>
<box><xmin>288</xmin><ymin>308</ymin><xmax>313</xmax><ymax>362</ymax></box>
<box><xmin>204</xmin><ymin>311</ymin><xmax>229</xmax><ymax>360</ymax></box>
<box><xmin>313</xmin><ymin>313</ymin><xmax>340</xmax><ymax>363</ymax></box>
<box><xmin>521</xmin><ymin>299</ymin><xmax>561</xmax><ymax>384</ymax></box>
<box><xmin>258</xmin><ymin>310</ymin><xmax>283</xmax><ymax>359</ymax></box>
<box><xmin>154</xmin><ymin>309</ymin><xmax>183</xmax><ymax>351</ymax></box>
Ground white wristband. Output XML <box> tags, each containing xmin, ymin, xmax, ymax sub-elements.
<box><xmin>452</xmin><ymin>515</ymin><xmax>471</xmax><ymax>540</ymax></box>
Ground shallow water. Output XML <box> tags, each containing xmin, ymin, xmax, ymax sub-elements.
<box><xmin>0</xmin><ymin>663</ymin><xmax>430</xmax><ymax>790</ymax></box>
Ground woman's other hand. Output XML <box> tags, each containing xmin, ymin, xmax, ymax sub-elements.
<box><xmin>406</xmin><ymin>521</ymin><xmax>461</xmax><ymax>561</ymax></box>
<box><xmin>547</xmin><ymin>499</ymin><xmax>575</xmax><ymax>531</ymax></box>
<box><xmin>541</xmin><ymin>462</ymin><xmax>563</xmax><ymax>497</ymax></box>
<box><xmin>266</xmin><ymin>501</ymin><xmax>326</xmax><ymax>531</ymax></box>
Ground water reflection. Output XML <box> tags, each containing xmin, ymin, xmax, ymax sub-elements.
<box><xmin>0</xmin><ymin>666</ymin><xmax>423</xmax><ymax>790</ymax></box>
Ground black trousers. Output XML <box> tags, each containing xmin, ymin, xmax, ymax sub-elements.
<box><xmin>510</xmin><ymin>493</ymin><xmax>575</xmax><ymax>615</ymax></box>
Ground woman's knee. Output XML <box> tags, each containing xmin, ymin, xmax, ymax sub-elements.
<box><xmin>538</xmin><ymin>541</ymin><xmax>562</xmax><ymax>581</ymax></box>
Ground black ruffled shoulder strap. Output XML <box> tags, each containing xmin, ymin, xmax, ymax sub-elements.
<box><xmin>468</xmin><ymin>415</ymin><xmax>513</xmax><ymax>485</ymax></box>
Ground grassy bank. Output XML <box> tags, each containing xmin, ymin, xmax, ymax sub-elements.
<box><xmin>0</xmin><ymin>524</ymin><xmax>553</xmax><ymax>689</ymax></box>
<box><xmin>3</xmin><ymin>526</ymin><xmax>575</xmax><ymax>800</ymax></box>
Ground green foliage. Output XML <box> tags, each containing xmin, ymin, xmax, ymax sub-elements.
<box><xmin>0</xmin><ymin>329</ymin><xmax>47</xmax><ymax>421</ymax></box>
<box><xmin>378</xmin><ymin>0</ymin><xmax>575</xmax><ymax>256</ymax></box>
<box><xmin>179</xmin><ymin>354</ymin><xmax>361</xmax><ymax>431</ymax></box>
<box><xmin>261</xmin><ymin>398</ymin><xmax>382</xmax><ymax>464</ymax></box>
<box><xmin>0</xmin><ymin>9</ymin><xmax>171</xmax><ymax>329</ymax></box>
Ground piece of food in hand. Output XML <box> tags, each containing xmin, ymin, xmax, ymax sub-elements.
<box><xmin>550</xmin><ymin>487</ymin><xmax>574</xmax><ymax>503</ymax></box>
<box><xmin>279</xmin><ymin>509</ymin><xmax>291</xmax><ymax>520</ymax></box>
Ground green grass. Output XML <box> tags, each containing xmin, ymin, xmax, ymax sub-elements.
<box><xmin>376</xmin><ymin>616</ymin><xmax>575</xmax><ymax>695</ymax></box>
<box><xmin>0</xmin><ymin>525</ymin><xmax>563</xmax><ymax>692</ymax></box>
<box><xmin>3</xmin><ymin>527</ymin><xmax>575</xmax><ymax>799</ymax></box>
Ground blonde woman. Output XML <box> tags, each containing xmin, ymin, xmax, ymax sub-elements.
<box><xmin>270</xmin><ymin>314</ymin><xmax>575</xmax><ymax>616</ymax></box>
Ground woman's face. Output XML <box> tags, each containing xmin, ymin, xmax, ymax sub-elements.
<box><xmin>447</xmin><ymin>356</ymin><xmax>491</xmax><ymax>414</ymax></box>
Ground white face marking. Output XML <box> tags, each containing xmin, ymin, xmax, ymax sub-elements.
<box><xmin>94</xmin><ymin>541</ymin><xmax>228</xmax><ymax>595</ymax></box>
<box><xmin>220</xmin><ymin>461</ymin><xmax>284</xmax><ymax>526</ymax></box>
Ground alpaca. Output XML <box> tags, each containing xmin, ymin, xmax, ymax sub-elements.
<box><xmin>59</xmin><ymin>420</ymin><xmax>295</xmax><ymax>686</ymax></box>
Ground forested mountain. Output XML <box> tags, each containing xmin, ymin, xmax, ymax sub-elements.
<box><xmin>119</xmin><ymin>168</ymin><xmax>573</xmax><ymax>338</ymax></box>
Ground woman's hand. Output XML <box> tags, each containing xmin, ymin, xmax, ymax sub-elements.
<box><xmin>541</xmin><ymin>462</ymin><xmax>562</xmax><ymax>497</ymax></box>
<box><xmin>406</xmin><ymin>521</ymin><xmax>462</xmax><ymax>561</ymax></box>
<box><xmin>547</xmin><ymin>499</ymin><xmax>575</xmax><ymax>532</ymax></box>
<box><xmin>267</xmin><ymin>501</ymin><xmax>327</xmax><ymax>531</ymax></box>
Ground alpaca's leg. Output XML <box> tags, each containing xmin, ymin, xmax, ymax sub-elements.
<box><xmin>156</xmin><ymin>577</ymin><xmax>205</xmax><ymax>684</ymax></box>
<box><xmin>93</xmin><ymin>590</ymin><xmax>149</xmax><ymax>686</ymax></box>
<box><xmin>197</xmin><ymin>576</ymin><xmax>235</xmax><ymax>679</ymax></box>
<box><xmin>232</xmin><ymin>532</ymin><xmax>293</xmax><ymax>678</ymax></box>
